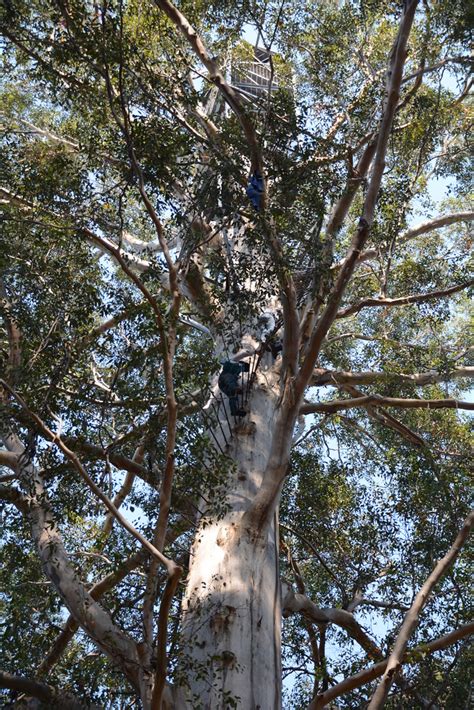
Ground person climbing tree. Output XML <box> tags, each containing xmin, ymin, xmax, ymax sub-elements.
<box><xmin>218</xmin><ymin>360</ymin><xmax>250</xmax><ymax>417</ymax></box>
<box><xmin>246</xmin><ymin>170</ymin><xmax>263</xmax><ymax>210</ymax></box>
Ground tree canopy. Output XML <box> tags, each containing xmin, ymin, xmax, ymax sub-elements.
<box><xmin>0</xmin><ymin>0</ymin><xmax>473</xmax><ymax>708</ymax></box>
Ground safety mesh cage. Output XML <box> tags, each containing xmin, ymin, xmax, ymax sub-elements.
<box><xmin>231</xmin><ymin>47</ymin><xmax>280</xmax><ymax>100</ymax></box>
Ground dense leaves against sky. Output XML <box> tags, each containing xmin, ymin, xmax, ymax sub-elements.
<box><xmin>0</xmin><ymin>0</ymin><xmax>472</xmax><ymax>708</ymax></box>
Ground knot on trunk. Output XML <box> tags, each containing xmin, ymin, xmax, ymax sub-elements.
<box><xmin>219</xmin><ymin>650</ymin><xmax>236</xmax><ymax>668</ymax></box>
<box><xmin>210</xmin><ymin>605</ymin><xmax>236</xmax><ymax>634</ymax></box>
<box><xmin>235</xmin><ymin>420</ymin><xmax>256</xmax><ymax>436</ymax></box>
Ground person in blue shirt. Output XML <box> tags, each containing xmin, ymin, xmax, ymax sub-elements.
<box><xmin>246</xmin><ymin>171</ymin><xmax>263</xmax><ymax>211</ymax></box>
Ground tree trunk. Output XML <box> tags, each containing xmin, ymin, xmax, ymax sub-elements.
<box><xmin>180</xmin><ymin>354</ymin><xmax>282</xmax><ymax>709</ymax></box>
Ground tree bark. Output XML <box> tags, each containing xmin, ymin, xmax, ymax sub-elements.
<box><xmin>179</xmin><ymin>356</ymin><xmax>283</xmax><ymax>708</ymax></box>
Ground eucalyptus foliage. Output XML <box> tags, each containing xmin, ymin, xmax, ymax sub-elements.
<box><xmin>0</xmin><ymin>1</ymin><xmax>472</xmax><ymax>708</ymax></box>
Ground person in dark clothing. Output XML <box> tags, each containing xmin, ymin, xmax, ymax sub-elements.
<box><xmin>218</xmin><ymin>360</ymin><xmax>250</xmax><ymax>417</ymax></box>
<box><xmin>246</xmin><ymin>171</ymin><xmax>264</xmax><ymax>211</ymax></box>
<box><xmin>267</xmin><ymin>338</ymin><xmax>282</xmax><ymax>359</ymax></box>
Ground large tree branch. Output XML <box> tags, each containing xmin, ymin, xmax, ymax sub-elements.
<box><xmin>311</xmin><ymin>366</ymin><xmax>474</xmax><ymax>387</ymax></box>
<box><xmin>4</xmin><ymin>436</ymin><xmax>144</xmax><ymax>688</ymax></box>
<box><xmin>244</xmin><ymin>0</ymin><xmax>422</xmax><ymax>526</ymax></box>
<box><xmin>324</xmin><ymin>139</ymin><xmax>378</xmax><ymax>239</ymax></box>
<box><xmin>36</xmin><ymin>550</ymin><xmax>146</xmax><ymax>678</ymax></box>
<box><xmin>0</xmin><ymin>450</ymin><xmax>18</xmax><ymax>471</ymax></box>
<box><xmin>355</xmin><ymin>211</ymin><xmax>474</xmax><ymax>266</ymax></box>
<box><xmin>105</xmin><ymin>54</ymin><xmax>180</xmax><ymax>301</ymax></box>
<box><xmin>282</xmin><ymin>586</ymin><xmax>382</xmax><ymax>661</ymax></box>
<box><xmin>299</xmin><ymin>140</ymin><xmax>379</xmax><ymax>347</ymax></box>
<box><xmin>1</xmin><ymin>380</ymin><xmax>180</xmax><ymax>577</ymax></box>
<box><xmin>265</xmin><ymin>220</ymin><xmax>301</xmax><ymax>376</ymax></box>
<box><xmin>38</xmin><ymin>439</ymin><xmax>170</xmax><ymax>678</ymax></box>
<box><xmin>0</xmin><ymin>670</ymin><xmax>98</xmax><ymax>710</ymax></box>
<box><xmin>341</xmin><ymin>384</ymin><xmax>428</xmax><ymax>449</ymax></box>
<box><xmin>37</xmin><ymin>510</ymin><xmax>192</xmax><ymax>679</ymax></box>
<box><xmin>283</xmin><ymin>582</ymin><xmax>427</xmax><ymax>706</ymax></box>
<box><xmin>2</xmin><ymin>114</ymin><xmax>79</xmax><ymax>150</ymax></box>
<box><xmin>401</xmin><ymin>55</ymin><xmax>472</xmax><ymax>84</ymax></box>
<box><xmin>2</xmin><ymin>449</ymin><xmax>149</xmax><ymax>691</ymax></box>
<box><xmin>337</xmin><ymin>280</ymin><xmax>473</xmax><ymax>319</ymax></box>
<box><xmin>4</xmin><ymin>379</ymin><xmax>183</xmax><ymax>704</ymax></box>
<box><xmin>63</xmin><ymin>437</ymin><xmax>154</xmax><ymax>483</ymax></box>
<box><xmin>300</xmin><ymin>395</ymin><xmax>473</xmax><ymax>415</ymax></box>
<box><xmin>309</xmin><ymin>622</ymin><xmax>474</xmax><ymax>709</ymax></box>
<box><xmin>4</xmin><ymin>435</ymin><xmax>190</xmax><ymax>703</ymax></box>
<box><xmin>367</xmin><ymin>510</ymin><xmax>474</xmax><ymax>709</ymax></box>
<box><xmin>296</xmin><ymin>0</ymin><xmax>419</xmax><ymax>395</ymax></box>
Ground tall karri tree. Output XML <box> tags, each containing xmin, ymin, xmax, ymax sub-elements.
<box><xmin>0</xmin><ymin>0</ymin><xmax>473</xmax><ymax>708</ymax></box>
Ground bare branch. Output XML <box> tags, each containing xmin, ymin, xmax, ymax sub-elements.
<box><xmin>337</xmin><ymin>280</ymin><xmax>473</xmax><ymax>319</ymax></box>
<box><xmin>309</xmin><ymin>622</ymin><xmax>474</xmax><ymax>709</ymax></box>
<box><xmin>300</xmin><ymin>395</ymin><xmax>473</xmax><ymax>415</ymax></box>
<box><xmin>349</xmin><ymin>596</ymin><xmax>410</xmax><ymax>613</ymax></box>
<box><xmin>398</xmin><ymin>211</ymin><xmax>474</xmax><ymax>241</ymax></box>
<box><xmin>367</xmin><ymin>511</ymin><xmax>474</xmax><ymax>709</ymax></box>
<box><xmin>282</xmin><ymin>587</ymin><xmax>382</xmax><ymax>661</ymax></box>
<box><xmin>311</xmin><ymin>367</ymin><xmax>474</xmax><ymax>387</ymax></box>
<box><xmin>401</xmin><ymin>55</ymin><xmax>472</xmax><ymax>84</ymax></box>
<box><xmin>0</xmin><ymin>186</ymin><xmax>215</xmax><ymax>318</ymax></box>
<box><xmin>355</xmin><ymin>211</ymin><xmax>474</xmax><ymax>266</ymax></box>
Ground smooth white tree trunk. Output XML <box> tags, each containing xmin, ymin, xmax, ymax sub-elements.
<box><xmin>180</xmin><ymin>355</ymin><xmax>282</xmax><ymax>709</ymax></box>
